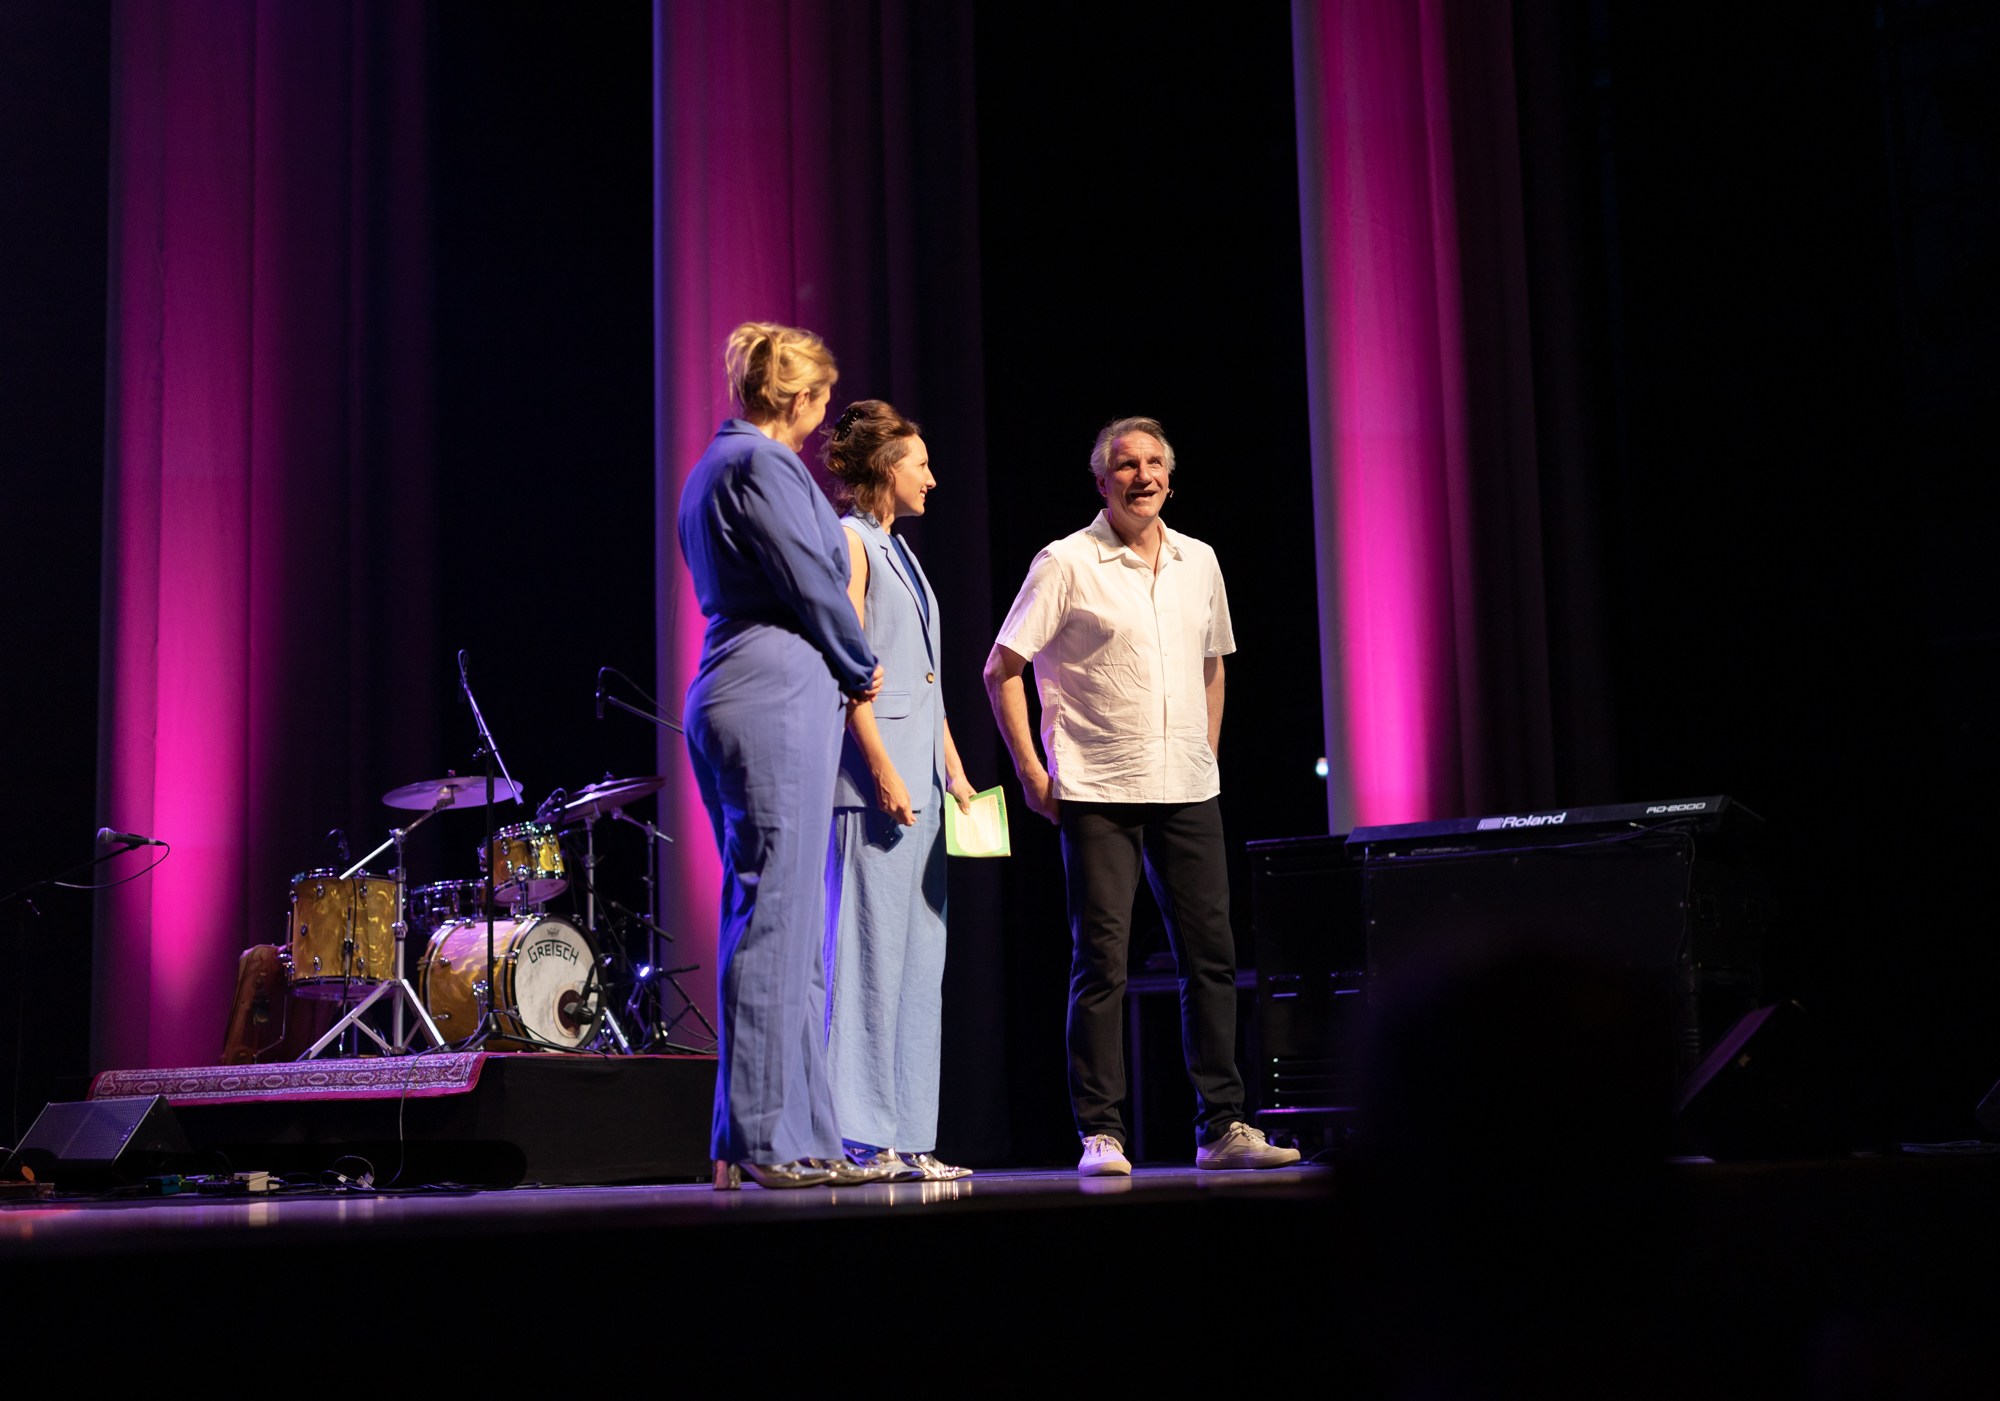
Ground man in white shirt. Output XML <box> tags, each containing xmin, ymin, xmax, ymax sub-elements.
<box><xmin>984</xmin><ymin>417</ymin><xmax>1301</xmax><ymax>1176</ymax></box>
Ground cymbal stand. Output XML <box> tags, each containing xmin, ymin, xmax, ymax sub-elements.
<box><xmin>608</xmin><ymin>809</ymin><xmax>701</xmax><ymax>1047</ymax></box>
<box><xmin>458</xmin><ymin>649</ymin><xmax>522</xmax><ymax>1048</ymax></box>
<box><xmin>594</xmin><ymin>670</ymin><xmax>706</xmax><ymax>1050</ymax></box>
<box><xmin>301</xmin><ymin>797</ymin><xmax>453</xmax><ymax>1059</ymax></box>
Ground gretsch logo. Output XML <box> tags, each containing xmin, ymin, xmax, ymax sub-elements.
<box><xmin>527</xmin><ymin>938</ymin><xmax>577</xmax><ymax>966</ymax></box>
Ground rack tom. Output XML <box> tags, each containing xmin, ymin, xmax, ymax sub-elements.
<box><xmin>480</xmin><ymin>821</ymin><xmax>566</xmax><ymax>905</ymax></box>
<box><xmin>408</xmin><ymin>879</ymin><xmax>490</xmax><ymax>936</ymax></box>
<box><xmin>287</xmin><ymin>868</ymin><xmax>396</xmax><ymax>998</ymax></box>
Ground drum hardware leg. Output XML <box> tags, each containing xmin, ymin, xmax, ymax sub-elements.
<box><xmin>392</xmin><ymin>920</ymin><xmax>407</xmax><ymax>1051</ymax></box>
<box><xmin>651</xmin><ymin>962</ymin><xmax>716</xmax><ymax>1052</ymax></box>
<box><xmin>583</xmin><ymin>813</ymin><xmax>599</xmax><ymax>938</ymax></box>
<box><xmin>342</xmin><ymin>794</ymin><xmax>451</xmax><ymax>1054</ymax></box>
<box><xmin>458</xmin><ymin>649</ymin><xmax>523</xmax><ymax>1050</ymax></box>
<box><xmin>609</xmin><ymin>808</ymin><xmax>678</xmax><ymax>1047</ymax></box>
<box><xmin>298</xmin><ymin>976</ymin><xmax>445</xmax><ymax>1060</ymax></box>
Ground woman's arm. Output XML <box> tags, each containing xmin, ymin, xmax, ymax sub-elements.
<box><xmin>842</xmin><ymin>528</ymin><xmax>915</xmax><ymax>826</ymax></box>
<box><xmin>942</xmin><ymin>718</ymin><xmax>976</xmax><ymax>813</ymax></box>
<box><xmin>736</xmin><ymin>450</ymin><xmax>879</xmax><ymax>696</ymax></box>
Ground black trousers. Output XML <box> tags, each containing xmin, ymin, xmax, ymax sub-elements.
<box><xmin>1060</xmin><ymin>796</ymin><xmax>1243</xmax><ymax>1148</ymax></box>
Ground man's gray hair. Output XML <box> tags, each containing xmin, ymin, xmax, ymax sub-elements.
<box><xmin>1089</xmin><ymin>416</ymin><xmax>1176</xmax><ymax>483</ymax></box>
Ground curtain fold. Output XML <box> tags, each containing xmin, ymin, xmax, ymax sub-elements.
<box><xmin>654</xmin><ymin>0</ymin><xmax>1002</xmax><ymax>1158</ymax></box>
<box><xmin>1293</xmin><ymin>0</ymin><xmax>1561</xmax><ymax>830</ymax></box>
<box><xmin>95</xmin><ymin>0</ymin><xmax>433</xmax><ymax>1071</ymax></box>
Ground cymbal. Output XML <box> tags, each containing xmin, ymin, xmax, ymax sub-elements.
<box><xmin>560</xmin><ymin>775</ymin><xmax>668</xmax><ymax>824</ymax></box>
<box><xmin>383</xmin><ymin>773</ymin><xmax>524</xmax><ymax>811</ymax></box>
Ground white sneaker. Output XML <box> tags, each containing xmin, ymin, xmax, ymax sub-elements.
<box><xmin>1078</xmin><ymin>1133</ymin><xmax>1132</xmax><ymax>1176</ymax></box>
<box><xmin>1194</xmin><ymin>1121</ymin><xmax>1302</xmax><ymax>1170</ymax></box>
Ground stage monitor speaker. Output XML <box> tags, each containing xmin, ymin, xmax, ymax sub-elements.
<box><xmin>1674</xmin><ymin>1001</ymin><xmax>1843</xmax><ymax>1160</ymax></box>
<box><xmin>4</xmin><ymin>1095</ymin><xmax>192</xmax><ymax>1185</ymax></box>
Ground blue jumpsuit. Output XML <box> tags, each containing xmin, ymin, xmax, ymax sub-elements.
<box><xmin>824</xmin><ymin>511</ymin><xmax>949</xmax><ymax>1154</ymax></box>
<box><xmin>678</xmin><ymin>420</ymin><xmax>877</xmax><ymax>1166</ymax></box>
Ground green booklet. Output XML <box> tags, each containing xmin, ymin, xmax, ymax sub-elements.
<box><xmin>943</xmin><ymin>784</ymin><xmax>1012</xmax><ymax>858</ymax></box>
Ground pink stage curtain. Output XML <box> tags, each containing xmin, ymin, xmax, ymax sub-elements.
<box><xmin>652</xmin><ymin>0</ymin><xmax>993</xmax><ymax>1061</ymax></box>
<box><xmin>1292</xmin><ymin>0</ymin><xmax>1558</xmax><ymax>831</ymax></box>
<box><xmin>95</xmin><ymin>0</ymin><xmax>434</xmax><ymax>1071</ymax></box>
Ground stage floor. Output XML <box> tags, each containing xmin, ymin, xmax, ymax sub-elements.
<box><xmin>0</xmin><ymin>1163</ymin><xmax>1331</xmax><ymax>1260</ymax></box>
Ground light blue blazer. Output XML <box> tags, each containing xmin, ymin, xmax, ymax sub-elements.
<box><xmin>834</xmin><ymin>511</ymin><xmax>946</xmax><ymax>809</ymax></box>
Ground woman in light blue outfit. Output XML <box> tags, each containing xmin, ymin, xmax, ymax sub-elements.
<box><xmin>821</xmin><ymin>400</ymin><xmax>979</xmax><ymax>1181</ymax></box>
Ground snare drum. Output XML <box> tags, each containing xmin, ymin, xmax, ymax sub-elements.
<box><xmin>287</xmin><ymin>868</ymin><xmax>396</xmax><ymax>998</ymax></box>
<box><xmin>416</xmin><ymin>914</ymin><xmax>601</xmax><ymax>1050</ymax></box>
<box><xmin>408</xmin><ymin>879</ymin><xmax>490</xmax><ymax>935</ymax></box>
<box><xmin>480</xmin><ymin>821</ymin><xmax>566</xmax><ymax>905</ymax></box>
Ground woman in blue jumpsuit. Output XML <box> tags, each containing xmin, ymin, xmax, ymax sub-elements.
<box><xmin>821</xmin><ymin>400</ymin><xmax>979</xmax><ymax>1181</ymax></box>
<box><xmin>678</xmin><ymin>322</ymin><xmax>886</xmax><ymax>1190</ymax></box>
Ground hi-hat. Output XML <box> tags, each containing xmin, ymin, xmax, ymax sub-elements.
<box><xmin>560</xmin><ymin>775</ymin><xmax>667</xmax><ymax>824</ymax></box>
<box><xmin>383</xmin><ymin>773</ymin><xmax>524</xmax><ymax>811</ymax></box>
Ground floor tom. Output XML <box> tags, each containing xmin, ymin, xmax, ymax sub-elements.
<box><xmin>287</xmin><ymin>868</ymin><xmax>396</xmax><ymax>999</ymax></box>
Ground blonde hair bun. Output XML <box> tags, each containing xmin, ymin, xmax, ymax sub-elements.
<box><xmin>724</xmin><ymin>321</ymin><xmax>837</xmax><ymax>422</ymax></box>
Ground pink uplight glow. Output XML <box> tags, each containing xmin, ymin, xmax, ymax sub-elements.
<box><xmin>99</xmin><ymin>0</ymin><xmax>258</xmax><ymax>1071</ymax></box>
<box><xmin>655</xmin><ymin>0</ymin><xmax>852</xmax><ymax>1027</ymax></box>
<box><xmin>1294</xmin><ymin>0</ymin><xmax>1471</xmax><ymax>829</ymax></box>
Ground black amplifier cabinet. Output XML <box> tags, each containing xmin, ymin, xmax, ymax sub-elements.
<box><xmin>1249</xmin><ymin>835</ymin><xmax>1366</xmax><ymax>1113</ymax></box>
<box><xmin>1352</xmin><ymin>795</ymin><xmax>1771</xmax><ymax>1076</ymax></box>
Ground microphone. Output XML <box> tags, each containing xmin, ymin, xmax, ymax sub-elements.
<box><xmin>98</xmin><ymin>829</ymin><xmax>162</xmax><ymax>849</ymax></box>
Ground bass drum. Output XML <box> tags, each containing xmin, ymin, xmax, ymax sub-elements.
<box><xmin>417</xmin><ymin>915</ymin><xmax>601</xmax><ymax>1051</ymax></box>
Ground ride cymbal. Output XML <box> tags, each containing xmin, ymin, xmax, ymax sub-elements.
<box><xmin>383</xmin><ymin>773</ymin><xmax>524</xmax><ymax>811</ymax></box>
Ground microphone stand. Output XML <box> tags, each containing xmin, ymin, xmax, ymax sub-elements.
<box><xmin>597</xmin><ymin>667</ymin><xmax>684</xmax><ymax>736</ymax></box>
<box><xmin>5</xmin><ymin>839</ymin><xmax>168</xmax><ymax>1139</ymax></box>
<box><xmin>0</xmin><ymin>840</ymin><xmax>154</xmax><ymax>909</ymax></box>
<box><xmin>460</xmin><ymin>650</ymin><xmax>522</xmax><ymax>1048</ymax></box>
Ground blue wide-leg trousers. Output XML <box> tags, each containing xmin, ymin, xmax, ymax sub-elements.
<box><xmin>823</xmin><ymin>783</ymin><xmax>948</xmax><ymax>1154</ymax></box>
<box><xmin>686</xmin><ymin>626</ymin><xmax>846</xmax><ymax>1165</ymax></box>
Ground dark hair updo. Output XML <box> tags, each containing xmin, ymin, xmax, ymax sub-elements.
<box><xmin>819</xmin><ymin>399</ymin><xmax>922</xmax><ymax>515</ymax></box>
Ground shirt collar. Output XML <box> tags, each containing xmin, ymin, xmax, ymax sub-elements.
<box><xmin>1087</xmin><ymin>509</ymin><xmax>1183</xmax><ymax>567</ymax></box>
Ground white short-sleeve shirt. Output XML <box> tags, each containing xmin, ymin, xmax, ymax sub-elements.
<box><xmin>994</xmin><ymin>510</ymin><xmax>1235</xmax><ymax>804</ymax></box>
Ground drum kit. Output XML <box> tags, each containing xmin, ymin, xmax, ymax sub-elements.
<box><xmin>277</xmin><ymin>656</ymin><xmax>710</xmax><ymax>1062</ymax></box>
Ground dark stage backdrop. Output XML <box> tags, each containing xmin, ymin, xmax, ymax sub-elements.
<box><xmin>0</xmin><ymin>1</ymin><xmax>110</xmax><ymax>1135</ymax></box>
<box><xmin>427</xmin><ymin>2</ymin><xmax>659</xmax><ymax>965</ymax></box>
<box><xmin>1584</xmin><ymin>1</ymin><xmax>2000</xmax><ymax>1143</ymax></box>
